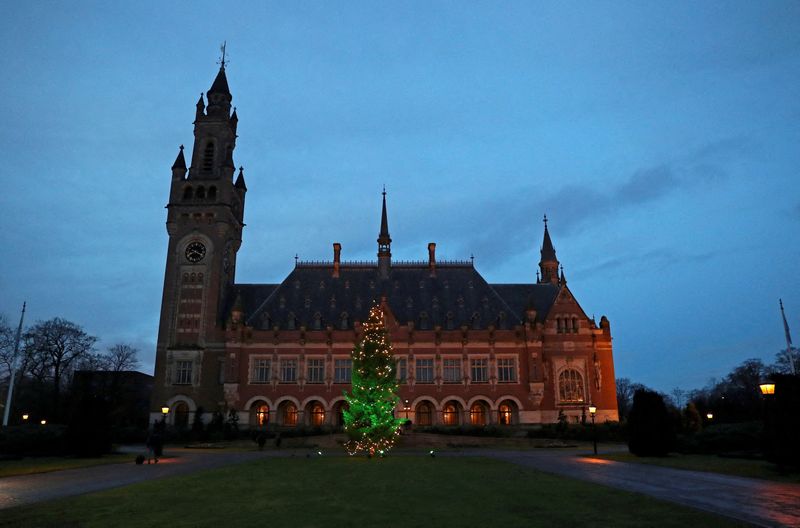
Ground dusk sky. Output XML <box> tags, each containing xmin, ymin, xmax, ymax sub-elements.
<box><xmin>1</xmin><ymin>2</ymin><xmax>798</xmax><ymax>394</ymax></box>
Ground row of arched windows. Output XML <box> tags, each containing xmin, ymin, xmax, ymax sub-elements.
<box><xmin>258</xmin><ymin>310</ymin><xmax>508</xmax><ymax>331</ymax></box>
<box><xmin>556</xmin><ymin>317</ymin><xmax>579</xmax><ymax>334</ymax></box>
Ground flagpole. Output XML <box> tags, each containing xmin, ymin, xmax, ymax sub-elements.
<box><xmin>779</xmin><ymin>299</ymin><xmax>796</xmax><ymax>376</ymax></box>
<box><xmin>2</xmin><ymin>302</ymin><xmax>26</xmax><ymax>427</ymax></box>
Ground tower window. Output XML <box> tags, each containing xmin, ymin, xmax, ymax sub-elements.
<box><xmin>208</xmin><ymin>186</ymin><xmax>217</xmax><ymax>201</ymax></box>
<box><xmin>196</xmin><ymin>186</ymin><xmax>206</xmax><ymax>200</ymax></box>
<box><xmin>182</xmin><ymin>187</ymin><xmax>193</xmax><ymax>201</ymax></box>
<box><xmin>202</xmin><ymin>141</ymin><xmax>214</xmax><ymax>173</ymax></box>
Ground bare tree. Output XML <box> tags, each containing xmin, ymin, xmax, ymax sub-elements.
<box><xmin>0</xmin><ymin>315</ymin><xmax>14</xmax><ymax>383</ymax></box>
<box><xmin>105</xmin><ymin>343</ymin><xmax>140</xmax><ymax>372</ymax></box>
<box><xmin>24</xmin><ymin>318</ymin><xmax>96</xmax><ymax>419</ymax></box>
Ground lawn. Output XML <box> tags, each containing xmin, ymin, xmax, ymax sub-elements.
<box><xmin>0</xmin><ymin>453</ymin><xmax>132</xmax><ymax>478</ymax></box>
<box><xmin>1</xmin><ymin>456</ymin><xmax>747</xmax><ymax>528</ymax></box>
<box><xmin>590</xmin><ymin>452</ymin><xmax>800</xmax><ymax>483</ymax></box>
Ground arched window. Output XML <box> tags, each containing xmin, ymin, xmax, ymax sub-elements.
<box><xmin>442</xmin><ymin>403</ymin><xmax>458</xmax><ymax>426</ymax></box>
<box><xmin>471</xmin><ymin>312</ymin><xmax>481</xmax><ymax>330</ymax></box>
<box><xmin>182</xmin><ymin>186</ymin><xmax>193</xmax><ymax>201</ymax></box>
<box><xmin>282</xmin><ymin>403</ymin><xmax>298</xmax><ymax>426</ymax></box>
<box><xmin>470</xmin><ymin>402</ymin><xmax>487</xmax><ymax>426</ymax></box>
<box><xmin>312</xmin><ymin>312</ymin><xmax>322</xmax><ymax>330</ymax></box>
<box><xmin>310</xmin><ymin>403</ymin><xmax>325</xmax><ymax>427</ymax></box>
<box><xmin>557</xmin><ymin>318</ymin><xmax>564</xmax><ymax>333</ymax></box>
<box><xmin>174</xmin><ymin>402</ymin><xmax>190</xmax><ymax>429</ymax></box>
<box><xmin>558</xmin><ymin>369</ymin><xmax>585</xmax><ymax>403</ymax></box>
<box><xmin>416</xmin><ymin>402</ymin><xmax>432</xmax><ymax>426</ymax></box>
<box><xmin>208</xmin><ymin>186</ymin><xmax>217</xmax><ymax>201</ymax></box>
<box><xmin>572</xmin><ymin>317</ymin><xmax>579</xmax><ymax>333</ymax></box>
<box><xmin>418</xmin><ymin>312</ymin><xmax>429</xmax><ymax>330</ymax></box>
<box><xmin>202</xmin><ymin>141</ymin><xmax>214</xmax><ymax>173</ymax></box>
<box><xmin>498</xmin><ymin>401</ymin><xmax>514</xmax><ymax>425</ymax></box>
<box><xmin>446</xmin><ymin>312</ymin><xmax>455</xmax><ymax>330</ymax></box>
<box><xmin>287</xmin><ymin>313</ymin><xmax>296</xmax><ymax>331</ymax></box>
<box><xmin>339</xmin><ymin>312</ymin><xmax>349</xmax><ymax>330</ymax></box>
<box><xmin>253</xmin><ymin>403</ymin><xmax>269</xmax><ymax>427</ymax></box>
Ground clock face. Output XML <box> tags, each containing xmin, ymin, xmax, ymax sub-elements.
<box><xmin>185</xmin><ymin>241</ymin><xmax>206</xmax><ymax>263</ymax></box>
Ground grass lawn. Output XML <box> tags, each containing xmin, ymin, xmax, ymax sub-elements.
<box><xmin>590</xmin><ymin>452</ymin><xmax>800</xmax><ymax>483</ymax></box>
<box><xmin>1</xmin><ymin>456</ymin><xmax>747</xmax><ymax>528</ymax></box>
<box><xmin>0</xmin><ymin>453</ymin><xmax>132</xmax><ymax>478</ymax></box>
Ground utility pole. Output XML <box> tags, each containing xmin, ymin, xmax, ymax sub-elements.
<box><xmin>779</xmin><ymin>299</ymin><xmax>796</xmax><ymax>375</ymax></box>
<box><xmin>2</xmin><ymin>302</ymin><xmax>26</xmax><ymax>427</ymax></box>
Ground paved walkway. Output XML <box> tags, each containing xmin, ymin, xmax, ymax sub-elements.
<box><xmin>2</xmin><ymin>446</ymin><xmax>799</xmax><ymax>527</ymax></box>
<box><xmin>463</xmin><ymin>449</ymin><xmax>800</xmax><ymax>528</ymax></box>
<box><xmin>0</xmin><ymin>447</ymin><xmax>292</xmax><ymax>510</ymax></box>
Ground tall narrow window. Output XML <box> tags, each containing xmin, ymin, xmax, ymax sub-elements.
<box><xmin>202</xmin><ymin>141</ymin><xmax>214</xmax><ymax>173</ymax></box>
<box><xmin>282</xmin><ymin>403</ymin><xmax>297</xmax><ymax>426</ymax></box>
<box><xmin>280</xmin><ymin>358</ymin><xmax>297</xmax><ymax>383</ymax></box>
<box><xmin>443</xmin><ymin>358</ymin><xmax>462</xmax><ymax>383</ymax></box>
<box><xmin>396</xmin><ymin>358</ymin><xmax>407</xmax><ymax>382</ymax></box>
<box><xmin>416</xmin><ymin>358</ymin><xmax>434</xmax><ymax>383</ymax></box>
<box><xmin>558</xmin><ymin>369</ymin><xmax>585</xmax><ymax>403</ymax></box>
<box><xmin>255</xmin><ymin>404</ymin><xmax>269</xmax><ymax>426</ymax></box>
<box><xmin>251</xmin><ymin>358</ymin><xmax>270</xmax><ymax>384</ymax></box>
<box><xmin>470</xmin><ymin>358</ymin><xmax>488</xmax><ymax>383</ymax></box>
<box><xmin>334</xmin><ymin>359</ymin><xmax>352</xmax><ymax>383</ymax></box>
<box><xmin>175</xmin><ymin>360</ymin><xmax>192</xmax><ymax>385</ymax></box>
<box><xmin>442</xmin><ymin>403</ymin><xmax>458</xmax><ymax>425</ymax></box>
<box><xmin>497</xmin><ymin>358</ymin><xmax>516</xmax><ymax>383</ymax></box>
<box><xmin>416</xmin><ymin>402</ymin><xmax>432</xmax><ymax>426</ymax></box>
<box><xmin>307</xmin><ymin>358</ymin><xmax>324</xmax><ymax>384</ymax></box>
<box><xmin>310</xmin><ymin>403</ymin><xmax>325</xmax><ymax>426</ymax></box>
<box><xmin>498</xmin><ymin>402</ymin><xmax>513</xmax><ymax>425</ymax></box>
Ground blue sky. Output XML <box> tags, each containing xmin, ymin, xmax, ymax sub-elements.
<box><xmin>1</xmin><ymin>2</ymin><xmax>798</xmax><ymax>393</ymax></box>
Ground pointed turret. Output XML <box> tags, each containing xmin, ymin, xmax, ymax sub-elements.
<box><xmin>235</xmin><ymin>166</ymin><xmax>247</xmax><ymax>191</ymax></box>
<box><xmin>538</xmin><ymin>214</ymin><xmax>560</xmax><ymax>284</ymax></box>
<box><xmin>230</xmin><ymin>107</ymin><xmax>238</xmax><ymax>132</ymax></box>
<box><xmin>559</xmin><ymin>265</ymin><xmax>567</xmax><ymax>286</ymax></box>
<box><xmin>171</xmin><ymin>145</ymin><xmax>187</xmax><ymax>180</ymax></box>
<box><xmin>195</xmin><ymin>93</ymin><xmax>205</xmax><ymax>121</ymax></box>
<box><xmin>377</xmin><ymin>188</ymin><xmax>392</xmax><ymax>279</ymax></box>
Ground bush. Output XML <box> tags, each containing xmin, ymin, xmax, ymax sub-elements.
<box><xmin>628</xmin><ymin>389</ymin><xmax>676</xmax><ymax>456</ymax></box>
<box><xmin>0</xmin><ymin>424</ymin><xmax>70</xmax><ymax>456</ymax></box>
<box><xmin>677</xmin><ymin>422</ymin><xmax>762</xmax><ymax>455</ymax></box>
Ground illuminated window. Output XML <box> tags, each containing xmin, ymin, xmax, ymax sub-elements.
<box><xmin>396</xmin><ymin>358</ymin><xmax>407</xmax><ymax>382</ymax></box>
<box><xmin>251</xmin><ymin>358</ymin><xmax>270</xmax><ymax>384</ymax></box>
<box><xmin>334</xmin><ymin>359</ymin><xmax>352</xmax><ymax>383</ymax></box>
<box><xmin>442</xmin><ymin>403</ymin><xmax>459</xmax><ymax>425</ymax></box>
<box><xmin>470</xmin><ymin>402</ymin><xmax>487</xmax><ymax>426</ymax></box>
<box><xmin>558</xmin><ymin>369</ymin><xmax>585</xmax><ymax>403</ymax></box>
<box><xmin>497</xmin><ymin>358</ymin><xmax>516</xmax><ymax>383</ymax></box>
<box><xmin>282</xmin><ymin>403</ymin><xmax>298</xmax><ymax>426</ymax></box>
<box><xmin>416</xmin><ymin>358</ymin><xmax>434</xmax><ymax>384</ymax></box>
<box><xmin>307</xmin><ymin>358</ymin><xmax>324</xmax><ymax>384</ymax></box>
<box><xmin>280</xmin><ymin>359</ymin><xmax>297</xmax><ymax>383</ymax></box>
<box><xmin>470</xmin><ymin>358</ymin><xmax>488</xmax><ymax>383</ymax></box>
<box><xmin>416</xmin><ymin>402</ymin><xmax>432</xmax><ymax>426</ymax></box>
<box><xmin>254</xmin><ymin>404</ymin><xmax>269</xmax><ymax>426</ymax></box>
<box><xmin>310</xmin><ymin>403</ymin><xmax>325</xmax><ymax>426</ymax></box>
<box><xmin>175</xmin><ymin>360</ymin><xmax>192</xmax><ymax>385</ymax></box>
<box><xmin>498</xmin><ymin>402</ymin><xmax>514</xmax><ymax>425</ymax></box>
<box><xmin>443</xmin><ymin>358</ymin><xmax>462</xmax><ymax>383</ymax></box>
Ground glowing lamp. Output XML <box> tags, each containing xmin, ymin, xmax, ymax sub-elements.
<box><xmin>588</xmin><ymin>405</ymin><xmax>597</xmax><ymax>415</ymax></box>
<box><xmin>40</xmin><ymin>420</ymin><xmax>47</xmax><ymax>425</ymax></box>
<box><xmin>759</xmin><ymin>383</ymin><xmax>775</xmax><ymax>396</ymax></box>
<box><xmin>706</xmin><ymin>413</ymin><xmax>713</xmax><ymax>420</ymax></box>
<box><xmin>161</xmin><ymin>406</ymin><xmax>170</xmax><ymax>415</ymax></box>
<box><xmin>22</xmin><ymin>414</ymin><xmax>29</xmax><ymax>421</ymax></box>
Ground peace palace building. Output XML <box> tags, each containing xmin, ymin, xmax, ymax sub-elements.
<box><xmin>151</xmin><ymin>65</ymin><xmax>619</xmax><ymax>429</ymax></box>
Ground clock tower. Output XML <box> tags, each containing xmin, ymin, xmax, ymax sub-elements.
<box><xmin>151</xmin><ymin>64</ymin><xmax>247</xmax><ymax>418</ymax></box>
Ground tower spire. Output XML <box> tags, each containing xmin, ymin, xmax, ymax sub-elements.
<box><xmin>377</xmin><ymin>187</ymin><xmax>391</xmax><ymax>278</ymax></box>
<box><xmin>539</xmin><ymin>214</ymin><xmax>559</xmax><ymax>284</ymax></box>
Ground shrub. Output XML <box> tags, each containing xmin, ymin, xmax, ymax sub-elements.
<box><xmin>628</xmin><ymin>389</ymin><xmax>676</xmax><ymax>456</ymax></box>
<box><xmin>0</xmin><ymin>424</ymin><xmax>70</xmax><ymax>456</ymax></box>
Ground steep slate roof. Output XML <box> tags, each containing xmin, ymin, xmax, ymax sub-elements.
<box><xmin>208</xmin><ymin>67</ymin><xmax>231</xmax><ymax>97</ymax></box>
<box><xmin>236</xmin><ymin>263</ymin><xmax>560</xmax><ymax>331</ymax></box>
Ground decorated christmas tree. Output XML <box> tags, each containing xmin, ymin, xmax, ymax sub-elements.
<box><xmin>343</xmin><ymin>303</ymin><xmax>404</xmax><ymax>456</ymax></box>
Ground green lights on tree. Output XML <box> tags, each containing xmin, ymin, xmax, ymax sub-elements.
<box><xmin>343</xmin><ymin>303</ymin><xmax>404</xmax><ymax>456</ymax></box>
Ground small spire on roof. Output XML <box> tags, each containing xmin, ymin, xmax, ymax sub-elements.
<box><xmin>171</xmin><ymin>144</ymin><xmax>187</xmax><ymax>170</ymax></box>
<box><xmin>235</xmin><ymin>166</ymin><xmax>247</xmax><ymax>190</ymax></box>
<box><xmin>560</xmin><ymin>265</ymin><xmax>567</xmax><ymax>286</ymax></box>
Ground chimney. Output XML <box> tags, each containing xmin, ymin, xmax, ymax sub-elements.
<box><xmin>333</xmin><ymin>243</ymin><xmax>341</xmax><ymax>278</ymax></box>
<box><xmin>428</xmin><ymin>242</ymin><xmax>436</xmax><ymax>277</ymax></box>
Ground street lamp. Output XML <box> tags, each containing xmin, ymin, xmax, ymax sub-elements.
<box><xmin>40</xmin><ymin>419</ymin><xmax>46</xmax><ymax>425</ymax></box>
<box><xmin>21</xmin><ymin>413</ymin><xmax>28</xmax><ymax>421</ymax></box>
<box><xmin>588</xmin><ymin>405</ymin><xmax>597</xmax><ymax>455</ymax></box>
<box><xmin>759</xmin><ymin>382</ymin><xmax>775</xmax><ymax>396</ymax></box>
<box><xmin>403</xmin><ymin>399</ymin><xmax>410</xmax><ymax>420</ymax></box>
<box><xmin>706</xmin><ymin>412</ymin><xmax>713</xmax><ymax>420</ymax></box>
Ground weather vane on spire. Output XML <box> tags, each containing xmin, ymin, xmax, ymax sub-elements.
<box><xmin>543</xmin><ymin>214</ymin><xmax>548</xmax><ymax>227</ymax></box>
<box><xmin>218</xmin><ymin>41</ymin><xmax>228</xmax><ymax>69</ymax></box>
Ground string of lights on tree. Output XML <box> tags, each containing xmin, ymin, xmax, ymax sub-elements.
<box><xmin>343</xmin><ymin>303</ymin><xmax>404</xmax><ymax>456</ymax></box>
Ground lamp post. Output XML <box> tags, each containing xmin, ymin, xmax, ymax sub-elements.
<box><xmin>403</xmin><ymin>400</ymin><xmax>410</xmax><ymax>420</ymax></box>
<box><xmin>22</xmin><ymin>413</ymin><xmax>28</xmax><ymax>422</ymax></box>
<box><xmin>588</xmin><ymin>405</ymin><xmax>597</xmax><ymax>455</ymax></box>
<box><xmin>706</xmin><ymin>412</ymin><xmax>713</xmax><ymax>420</ymax></box>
